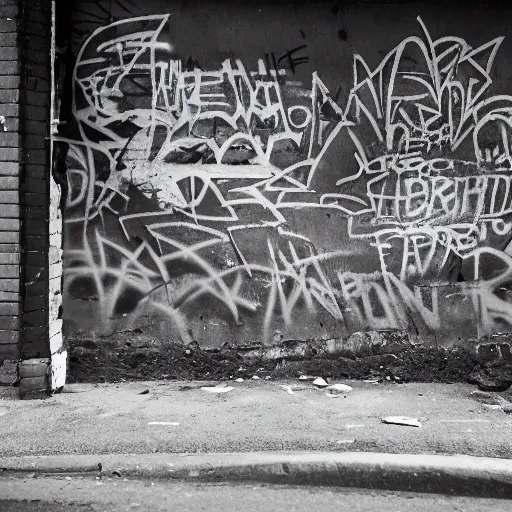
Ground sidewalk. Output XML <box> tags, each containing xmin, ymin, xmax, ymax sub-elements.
<box><xmin>1</xmin><ymin>379</ymin><xmax>511</xmax><ymax>458</ymax></box>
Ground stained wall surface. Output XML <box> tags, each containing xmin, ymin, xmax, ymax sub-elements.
<box><xmin>59</xmin><ymin>0</ymin><xmax>512</xmax><ymax>349</ymax></box>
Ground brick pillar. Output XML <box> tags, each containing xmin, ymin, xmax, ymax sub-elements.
<box><xmin>13</xmin><ymin>0</ymin><xmax>65</xmax><ymax>398</ymax></box>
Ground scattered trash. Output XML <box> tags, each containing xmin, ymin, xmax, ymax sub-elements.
<box><xmin>200</xmin><ymin>386</ymin><xmax>234</xmax><ymax>393</ymax></box>
<box><xmin>492</xmin><ymin>396</ymin><xmax>512</xmax><ymax>414</ymax></box>
<box><xmin>148</xmin><ymin>422</ymin><xmax>180</xmax><ymax>426</ymax></box>
<box><xmin>252</xmin><ymin>376</ymin><xmax>260</xmax><ymax>380</ymax></box>
<box><xmin>470</xmin><ymin>390</ymin><xmax>493</xmax><ymax>399</ymax></box>
<box><xmin>111</xmin><ymin>470</ymin><xmax>122</xmax><ymax>478</ymax></box>
<box><xmin>326</xmin><ymin>392</ymin><xmax>339</xmax><ymax>398</ymax></box>
<box><xmin>382</xmin><ymin>416</ymin><xmax>422</xmax><ymax>428</ymax></box>
<box><xmin>281</xmin><ymin>385</ymin><xmax>295</xmax><ymax>395</ymax></box>
<box><xmin>235</xmin><ymin>378</ymin><xmax>244</xmax><ymax>383</ymax></box>
<box><xmin>312</xmin><ymin>377</ymin><xmax>329</xmax><ymax>388</ymax></box>
<box><xmin>337</xmin><ymin>439</ymin><xmax>355</xmax><ymax>444</ymax></box>
<box><xmin>363</xmin><ymin>379</ymin><xmax>379</xmax><ymax>384</ymax></box>
<box><xmin>502</xmin><ymin>404</ymin><xmax>512</xmax><ymax>414</ymax></box>
<box><xmin>139</xmin><ymin>389</ymin><xmax>150</xmax><ymax>395</ymax></box>
<box><xmin>386</xmin><ymin>376</ymin><xmax>392</xmax><ymax>381</ymax></box>
<box><xmin>299</xmin><ymin>375</ymin><xmax>317</xmax><ymax>381</ymax></box>
<box><xmin>327</xmin><ymin>383</ymin><xmax>353</xmax><ymax>393</ymax></box>
<box><xmin>65</xmin><ymin>477</ymin><xmax>72</xmax><ymax>481</ymax></box>
<box><xmin>469</xmin><ymin>389</ymin><xmax>500</xmax><ymax>405</ymax></box>
<box><xmin>265</xmin><ymin>376</ymin><xmax>272</xmax><ymax>380</ymax></box>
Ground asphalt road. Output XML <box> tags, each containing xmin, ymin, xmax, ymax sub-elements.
<box><xmin>0</xmin><ymin>477</ymin><xmax>510</xmax><ymax>512</ymax></box>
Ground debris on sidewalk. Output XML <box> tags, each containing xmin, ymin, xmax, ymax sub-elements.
<box><xmin>299</xmin><ymin>375</ymin><xmax>317</xmax><ymax>381</ymax></box>
<box><xmin>252</xmin><ymin>376</ymin><xmax>260</xmax><ymax>380</ymax></box>
<box><xmin>381</xmin><ymin>416</ymin><xmax>422</xmax><ymax>427</ymax></box>
<box><xmin>482</xmin><ymin>404</ymin><xmax>502</xmax><ymax>410</ymax></box>
<box><xmin>326</xmin><ymin>391</ymin><xmax>339</xmax><ymax>398</ymax></box>
<box><xmin>200</xmin><ymin>384</ymin><xmax>234</xmax><ymax>393</ymax></box>
<box><xmin>492</xmin><ymin>395</ymin><xmax>512</xmax><ymax>414</ymax></box>
<box><xmin>337</xmin><ymin>439</ymin><xmax>355</xmax><ymax>444</ymax></box>
<box><xmin>363</xmin><ymin>379</ymin><xmax>379</xmax><ymax>384</ymax></box>
<box><xmin>327</xmin><ymin>383</ymin><xmax>353</xmax><ymax>393</ymax></box>
<box><xmin>139</xmin><ymin>389</ymin><xmax>150</xmax><ymax>395</ymax></box>
<box><xmin>281</xmin><ymin>385</ymin><xmax>295</xmax><ymax>395</ymax></box>
<box><xmin>470</xmin><ymin>390</ymin><xmax>499</xmax><ymax>405</ymax></box>
<box><xmin>312</xmin><ymin>377</ymin><xmax>329</xmax><ymax>388</ymax></box>
<box><xmin>235</xmin><ymin>378</ymin><xmax>244</xmax><ymax>383</ymax></box>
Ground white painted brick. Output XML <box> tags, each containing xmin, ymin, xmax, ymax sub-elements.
<box><xmin>49</xmin><ymin>330</ymin><xmax>63</xmax><ymax>355</ymax></box>
<box><xmin>51</xmin><ymin>350</ymin><xmax>67</xmax><ymax>390</ymax></box>
<box><xmin>49</xmin><ymin>319</ymin><xmax>62</xmax><ymax>339</ymax></box>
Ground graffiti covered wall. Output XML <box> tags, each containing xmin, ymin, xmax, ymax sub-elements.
<box><xmin>59</xmin><ymin>2</ymin><xmax>512</xmax><ymax>348</ymax></box>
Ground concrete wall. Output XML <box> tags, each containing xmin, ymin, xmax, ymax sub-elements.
<box><xmin>60</xmin><ymin>0</ymin><xmax>512</xmax><ymax>350</ymax></box>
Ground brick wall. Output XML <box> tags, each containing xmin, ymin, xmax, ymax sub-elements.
<box><xmin>0</xmin><ymin>0</ymin><xmax>22</xmax><ymax>363</ymax></box>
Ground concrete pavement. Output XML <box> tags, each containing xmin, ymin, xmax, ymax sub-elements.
<box><xmin>2</xmin><ymin>379</ymin><xmax>512</xmax><ymax>497</ymax></box>
<box><xmin>1</xmin><ymin>379</ymin><xmax>511</xmax><ymax>457</ymax></box>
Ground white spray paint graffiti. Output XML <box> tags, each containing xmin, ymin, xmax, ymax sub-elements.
<box><xmin>59</xmin><ymin>14</ymin><xmax>512</xmax><ymax>344</ymax></box>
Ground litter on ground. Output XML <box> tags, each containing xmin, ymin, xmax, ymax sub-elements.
<box><xmin>281</xmin><ymin>385</ymin><xmax>295</xmax><ymax>395</ymax></box>
<box><xmin>312</xmin><ymin>377</ymin><xmax>329</xmax><ymax>388</ymax></box>
<box><xmin>381</xmin><ymin>416</ymin><xmax>422</xmax><ymax>427</ymax></box>
<box><xmin>327</xmin><ymin>383</ymin><xmax>353</xmax><ymax>393</ymax></box>
<box><xmin>200</xmin><ymin>386</ymin><xmax>234</xmax><ymax>393</ymax></box>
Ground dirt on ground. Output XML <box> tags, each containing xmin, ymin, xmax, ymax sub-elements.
<box><xmin>64</xmin><ymin>330</ymin><xmax>503</xmax><ymax>386</ymax></box>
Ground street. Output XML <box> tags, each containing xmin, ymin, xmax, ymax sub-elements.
<box><xmin>0</xmin><ymin>476</ymin><xmax>510</xmax><ymax>512</ymax></box>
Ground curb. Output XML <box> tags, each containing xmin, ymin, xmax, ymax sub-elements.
<box><xmin>2</xmin><ymin>451</ymin><xmax>512</xmax><ymax>497</ymax></box>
